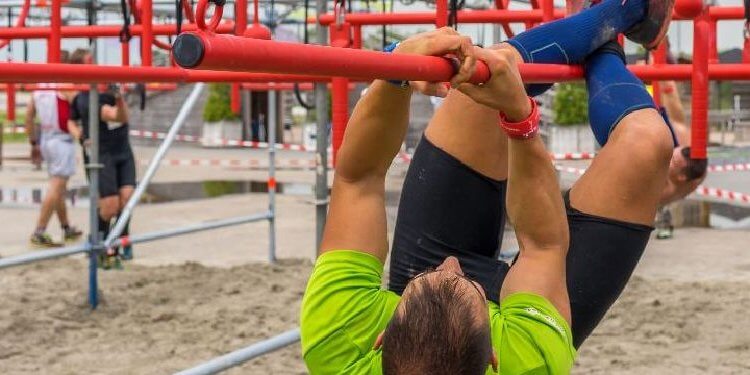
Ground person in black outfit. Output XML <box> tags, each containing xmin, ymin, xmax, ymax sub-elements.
<box><xmin>70</xmin><ymin>48</ymin><xmax>136</xmax><ymax>269</ymax></box>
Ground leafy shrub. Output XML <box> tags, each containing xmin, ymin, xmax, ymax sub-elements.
<box><xmin>553</xmin><ymin>83</ymin><xmax>588</xmax><ymax>126</ymax></box>
<box><xmin>203</xmin><ymin>83</ymin><xmax>240</xmax><ymax>122</ymax></box>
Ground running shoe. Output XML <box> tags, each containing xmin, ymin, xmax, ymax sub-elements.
<box><xmin>120</xmin><ymin>244</ymin><xmax>134</xmax><ymax>261</ymax></box>
<box><xmin>63</xmin><ymin>225</ymin><xmax>83</xmax><ymax>241</ymax></box>
<box><xmin>566</xmin><ymin>0</ymin><xmax>675</xmax><ymax>50</ymax></box>
<box><xmin>30</xmin><ymin>232</ymin><xmax>63</xmax><ymax>248</ymax></box>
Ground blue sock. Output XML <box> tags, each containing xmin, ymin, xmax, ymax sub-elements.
<box><xmin>507</xmin><ymin>0</ymin><xmax>646</xmax><ymax>96</ymax></box>
<box><xmin>507</xmin><ymin>0</ymin><xmax>646</xmax><ymax>65</ymax></box>
<box><xmin>585</xmin><ymin>48</ymin><xmax>655</xmax><ymax>146</ymax></box>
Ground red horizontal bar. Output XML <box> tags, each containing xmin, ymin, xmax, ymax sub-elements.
<box><xmin>707</xmin><ymin>6</ymin><xmax>743</xmax><ymax>20</ymax></box>
<box><xmin>0</xmin><ymin>22</ymin><xmax>235</xmax><ymax>40</ymax></box>
<box><xmin>316</xmin><ymin>9</ymin><xmax>567</xmax><ymax>25</ymax></box>
<box><xmin>240</xmin><ymin>83</ymin><xmax>356</xmax><ymax>91</ymax></box>
<box><xmin>315</xmin><ymin>5</ymin><xmax>739</xmax><ymax>26</ymax></box>
<box><xmin>1</xmin><ymin>61</ymin><xmax>749</xmax><ymax>84</ymax></box>
<box><xmin>0</xmin><ymin>83</ymin><xmax>179</xmax><ymax>91</ymax></box>
<box><xmin>173</xmin><ymin>32</ymin><xmax>492</xmax><ymax>84</ymax></box>
<box><xmin>0</xmin><ymin>62</ymin><xmax>333</xmax><ymax>83</ymax></box>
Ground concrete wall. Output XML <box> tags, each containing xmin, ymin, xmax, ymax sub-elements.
<box><xmin>126</xmin><ymin>83</ymin><xmax>210</xmax><ymax>144</ymax></box>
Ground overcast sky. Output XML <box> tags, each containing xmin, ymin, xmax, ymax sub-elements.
<box><xmin>0</xmin><ymin>0</ymin><xmax>746</xmax><ymax>64</ymax></box>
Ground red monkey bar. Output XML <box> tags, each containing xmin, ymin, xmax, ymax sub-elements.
<box><xmin>171</xmin><ymin>32</ymin><xmax>750</xmax><ymax>83</ymax></box>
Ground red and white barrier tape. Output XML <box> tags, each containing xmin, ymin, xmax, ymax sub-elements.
<box><xmin>142</xmin><ymin>158</ymin><xmax>323</xmax><ymax>170</ymax></box>
<box><xmin>707</xmin><ymin>163</ymin><xmax>750</xmax><ymax>173</ymax></box>
<box><xmin>554</xmin><ymin>164</ymin><xmax>750</xmax><ymax>206</ymax></box>
<box><xmin>693</xmin><ymin>186</ymin><xmax>750</xmax><ymax>205</ymax></box>
<box><xmin>554</xmin><ymin>165</ymin><xmax>587</xmax><ymax>175</ymax></box>
<box><xmin>129</xmin><ymin>130</ymin><xmax>317</xmax><ymax>152</ymax></box>
<box><xmin>3</xmin><ymin>126</ymin><xmax>25</xmax><ymax>134</ymax></box>
<box><xmin>549</xmin><ymin>152</ymin><xmax>596</xmax><ymax>161</ymax></box>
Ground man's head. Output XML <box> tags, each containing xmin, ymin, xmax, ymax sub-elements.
<box><xmin>70</xmin><ymin>48</ymin><xmax>92</xmax><ymax>64</ymax></box>
<box><xmin>380</xmin><ymin>256</ymin><xmax>495</xmax><ymax>375</ymax></box>
<box><xmin>669</xmin><ymin>146</ymin><xmax>708</xmax><ymax>184</ymax></box>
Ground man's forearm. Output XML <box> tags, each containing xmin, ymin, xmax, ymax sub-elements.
<box><xmin>335</xmin><ymin>80</ymin><xmax>412</xmax><ymax>181</ymax></box>
<box><xmin>507</xmin><ymin>135</ymin><xmax>569</xmax><ymax>253</ymax></box>
<box><xmin>115</xmin><ymin>96</ymin><xmax>128</xmax><ymax>123</ymax></box>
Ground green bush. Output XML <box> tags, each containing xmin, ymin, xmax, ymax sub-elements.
<box><xmin>203</xmin><ymin>83</ymin><xmax>240</xmax><ymax>122</ymax></box>
<box><xmin>553</xmin><ymin>83</ymin><xmax>589</xmax><ymax>126</ymax></box>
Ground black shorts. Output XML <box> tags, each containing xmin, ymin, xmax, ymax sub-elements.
<box><xmin>84</xmin><ymin>146</ymin><xmax>137</xmax><ymax>198</ymax></box>
<box><xmin>388</xmin><ymin>136</ymin><xmax>652</xmax><ymax>348</ymax></box>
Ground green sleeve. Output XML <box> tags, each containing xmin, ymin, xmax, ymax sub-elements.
<box><xmin>488</xmin><ymin>293</ymin><xmax>577</xmax><ymax>375</ymax></box>
<box><xmin>300</xmin><ymin>250</ymin><xmax>401</xmax><ymax>374</ymax></box>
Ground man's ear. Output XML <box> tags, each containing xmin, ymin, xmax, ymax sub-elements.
<box><xmin>677</xmin><ymin>171</ymin><xmax>688</xmax><ymax>182</ymax></box>
<box><xmin>374</xmin><ymin>332</ymin><xmax>384</xmax><ymax>349</ymax></box>
<box><xmin>490</xmin><ymin>350</ymin><xmax>498</xmax><ymax>372</ymax></box>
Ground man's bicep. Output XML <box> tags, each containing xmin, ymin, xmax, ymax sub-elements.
<box><xmin>320</xmin><ymin>175</ymin><xmax>389</xmax><ymax>263</ymax></box>
<box><xmin>500</xmin><ymin>251</ymin><xmax>571</xmax><ymax>325</ymax></box>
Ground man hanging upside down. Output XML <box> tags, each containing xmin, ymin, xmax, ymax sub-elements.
<box><xmin>301</xmin><ymin>0</ymin><xmax>676</xmax><ymax>372</ymax></box>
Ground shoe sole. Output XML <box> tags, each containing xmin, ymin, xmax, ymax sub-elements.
<box><xmin>624</xmin><ymin>0</ymin><xmax>675</xmax><ymax>50</ymax></box>
<box><xmin>566</xmin><ymin>0</ymin><xmax>675</xmax><ymax>50</ymax></box>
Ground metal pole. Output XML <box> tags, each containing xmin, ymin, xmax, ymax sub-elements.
<box><xmin>87</xmin><ymin>3</ymin><xmax>101</xmax><ymax>307</ymax></box>
<box><xmin>104</xmin><ymin>83</ymin><xmax>206</xmax><ymax>248</ymax></box>
<box><xmin>0</xmin><ymin>212</ymin><xmax>271</xmax><ymax>269</ymax></box>
<box><xmin>314</xmin><ymin>0</ymin><xmax>329</xmax><ymax>254</ymax></box>
<box><xmin>267</xmin><ymin>90</ymin><xmax>277</xmax><ymax>262</ymax></box>
<box><xmin>174</xmin><ymin>328</ymin><xmax>301</xmax><ymax>375</ymax></box>
<box><xmin>112</xmin><ymin>212</ymin><xmax>272</xmax><ymax>247</ymax></box>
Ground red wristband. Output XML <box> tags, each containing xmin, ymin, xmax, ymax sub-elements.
<box><xmin>499</xmin><ymin>97</ymin><xmax>540</xmax><ymax>139</ymax></box>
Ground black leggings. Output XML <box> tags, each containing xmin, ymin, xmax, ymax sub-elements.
<box><xmin>388</xmin><ymin>136</ymin><xmax>652</xmax><ymax>348</ymax></box>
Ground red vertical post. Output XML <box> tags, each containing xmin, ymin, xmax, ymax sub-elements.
<box><xmin>353</xmin><ymin>25</ymin><xmax>362</xmax><ymax>49</ymax></box>
<box><xmin>331</xmin><ymin>77</ymin><xmax>348</xmax><ymax>166</ymax></box>
<box><xmin>141</xmin><ymin>0</ymin><xmax>153</xmax><ymax>66</ymax></box>
<box><xmin>541</xmin><ymin>0</ymin><xmax>553</xmax><ymax>22</ymax></box>
<box><xmin>651</xmin><ymin>41</ymin><xmax>667</xmax><ymax>107</ymax></box>
<box><xmin>708</xmin><ymin>18</ymin><xmax>718</xmax><ymax>63</ymax></box>
<box><xmin>236</xmin><ymin>0</ymin><xmax>248</xmax><ymax>34</ymax></box>
<box><xmin>48</xmin><ymin>0</ymin><xmax>62</xmax><ymax>63</ymax></box>
<box><xmin>329</xmin><ymin>22</ymin><xmax>351</xmax><ymax>166</ymax></box>
<box><xmin>7</xmin><ymin>83</ymin><xmax>15</xmax><ymax>124</ymax></box>
<box><xmin>435</xmin><ymin>0</ymin><xmax>448</xmax><ymax>28</ymax></box>
<box><xmin>231</xmin><ymin>83</ymin><xmax>241</xmax><ymax>114</ymax></box>
<box><xmin>691</xmin><ymin>10</ymin><xmax>709</xmax><ymax>159</ymax></box>
<box><xmin>121</xmin><ymin>42</ymin><xmax>130</xmax><ymax>66</ymax></box>
<box><xmin>231</xmin><ymin>0</ymin><xmax>248</xmax><ymax>116</ymax></box>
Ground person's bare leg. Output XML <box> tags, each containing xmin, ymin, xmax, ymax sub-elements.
<box><xmin>425</xmin><ymin>44</ymin><xmax>524</xmax><ymax>179</ymax></box>
<box><xmin>55</xmin><ymin>185</ymin><xmax>69</xmax><ymax>227</ymax></box>
<box><xmin>36</xmin><ymin>177</ymin><xmax>66</xmax><ymax>231</ymax></box>
<box><xmin>570</xmin><ymin>109</ymin><xmax>672</xmax><ymax>225</ymax></box>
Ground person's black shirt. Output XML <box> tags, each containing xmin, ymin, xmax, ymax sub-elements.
<box><xmin>71</xmin><ymin>92</ymin><xmax>130</xmax><ymax>153</ymax></box>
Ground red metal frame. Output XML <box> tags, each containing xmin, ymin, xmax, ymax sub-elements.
<box><xmin>0</xmin><ymin>0</ymin><xmax>747</xmax><ymax>164</ymax></box>
<box><xmin>0</xmin><ymin>62</ymin><xmax>335</xmax><ymax>83</ymax></box>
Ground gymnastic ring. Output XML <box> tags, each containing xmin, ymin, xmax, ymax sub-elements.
<box><xmin>196</xmin><ymin>0</ymin><xmax>224</xmax><ymax>32</ymax></box>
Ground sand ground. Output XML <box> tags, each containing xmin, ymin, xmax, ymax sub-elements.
<box><xmin>1</xmin><ymin>143</ymin><xmax>749</xmax><ymax>374</ymax></box>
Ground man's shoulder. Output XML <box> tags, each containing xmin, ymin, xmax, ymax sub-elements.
<box><xmin>489</xmin><ymin>293</ymin><xmax>576</xmax><ymax>375</ymax></box>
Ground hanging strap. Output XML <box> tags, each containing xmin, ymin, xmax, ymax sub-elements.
<box><xmin>176</xmin><ymin>0</ymin><xmax>183</xmax><ymax>35</ymax></box>
<box><xmin>448</xmin><ymin>0</ymin><xmax>458</xmax><ymax>29</ymax></box>
<box><xmin>119</xmin><ymin>0</ymin><xmax>132</xmax><ymax>43</ymax></box>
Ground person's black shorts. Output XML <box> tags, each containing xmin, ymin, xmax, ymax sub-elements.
<box><xmin>388</xmin><ymin>136</ymin><xmax>653</xmax><ymax>348</ymax></box>
<box><xmin>84</xmin><ymin>146</ymin><xmax>136</xmax><ymax>198</ymax></box>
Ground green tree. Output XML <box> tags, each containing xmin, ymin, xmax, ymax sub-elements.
<box><xmin>203</xmin><ymin>83</ymin><xmax>240</xmax><ymax>122</ymax></box>
<box><xmin>553</xmin><ymin>83</ymin><xmax>589</xmax><ymax>125</ymax></box>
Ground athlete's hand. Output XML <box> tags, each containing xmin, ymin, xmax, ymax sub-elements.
<box><xmin>457</xmin><ymin>46</ymin><xmax>531</xmax><ymax>121</ymax></box>
<box><xmin>394</xmin><ymin>27</ymin><xmax>476</xmax><ymax>96</ymax></box>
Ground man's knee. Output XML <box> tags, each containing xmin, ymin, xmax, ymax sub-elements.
<box><xmin>610</xmin><ymin>109</ymin><xmax>674</xmax><ymax>166</ymax></box>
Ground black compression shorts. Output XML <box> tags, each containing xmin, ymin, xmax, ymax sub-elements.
<box><xmin>388</xmin><ymin>136</ymin><xmax>653</xmax><ymax>348</ymax></box>
<box><xmin>84</xmin><ymin>145</ymin><xmax>137</xmax><ymax>198</ymax></box>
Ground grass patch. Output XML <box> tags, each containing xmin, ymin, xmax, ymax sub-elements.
<box><xmin>2</xmin><ymin>132</ymin><xmax>28</xmax><ymax>143</ymax></box>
